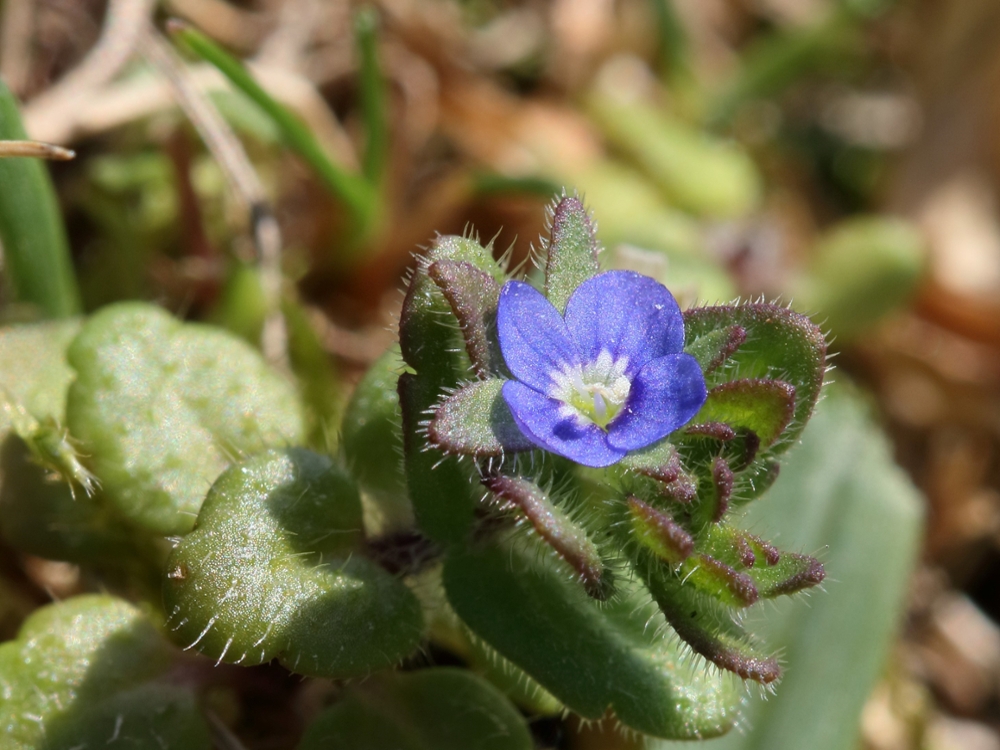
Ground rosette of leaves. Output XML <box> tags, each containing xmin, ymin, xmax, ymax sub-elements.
<box><xmin>373</xmin><ymin>195</ymin><xmax>827</xmax><ymax>740</ymax></box>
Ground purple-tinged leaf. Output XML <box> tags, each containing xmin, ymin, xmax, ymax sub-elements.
<box><xmin>429</xmin><ymin>379</ymin><xmax>535</xmax><ymax>456</ymax></box>
<box><xmin>678</xmin><ymin>553</ymin><xmax>759</xmax><ymax>608</ymax></box>
<box><xmin>627</xmin><ymin>496</ymin><xmax>693</xmax><ymax>564</ymax></box>
<box><xmin>693</xmin><ymin>525</ymin><xmax>823</xmax><ymax>601</ymax></box>
<box><xmin>664</xmin><ymin>471</ymin><xmax>698</xmax><ymax>504</ymax></box>
<box><xmin>696</xmin><ymin>378</ymin><xmax>796</xmax><ymax>450</ymax></box>
<box><xmin>711</xmin><ymin>457</ymin><xmax>734</xmax><ymax>522</ymax></box>
<box><xmin>684</xmin><ymin>421</ymin><xmax>736</xmax><ymax>441</ymax></box>
<box><xmin>642</xmin><ymin>556</ymin><xmax>780</xmax><ymax>684</ymax></box>
<box><xmin>620</xmin><ymin>441</ymin><xmax>698</xmax><ymax>502</ymax></box>
<box><xmin>756</xmin><ymin>552</ymin><xmax>825</xmax><ymax>597</ymax></box>
<box><xmin>621</xmin><ymin>440</ymin><xmax>680</xmax><ymax>484</ymax></box>
<box><xmin>684</xmin><ymin>324</ymin><xmax>746</xmax><ymax>374</ymax></box>
<box><xmin>428</xmin><ymin>260</ymin><xmax>505</xmax><ymax>378</ymax></box>
<box><xmin>484</xmin><ymin>475</ymin><xmax>611</xmax><ymax>600</ymax></box>
<box><xmin>684</xmin><ymin>304</ymin><xmax>826</xmax><ymax>452</ymax></box>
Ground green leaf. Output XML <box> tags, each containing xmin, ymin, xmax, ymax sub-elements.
<box><xmin>0</xmin><ymin>435</ymin><xmax>140</xmax><ymax>563</ymax></box>
<box><xmin>443</xmin><ymin>539</ymin><xmax>742</xmax><ymax>739</ymax></box>
<box><xmin>652</xmin><ymin>387</ymin><xmax>923</xmax><ymax>750</ymax></box>
<box><xmin>0</xmin><ymin>319</ymin><xmax>79</xmax><ymax>436</ymax></box>
<box><xmin>0</xmin><ymin>81</ymin><xmax>81</xmax><ymax>317</ymax></box>
<box><xmin>342</xmin><ymin>344</ymin><xmax>413</xmax><ymax>532</ymax></box>
<box><xmin>65</xmin><ymin>303</ymin><xmax>305</xmax><ymax>534</ymax></box>
<box><xmin>544</xmin><ymin>195</ymin><xmax>601</xmax><ymax>313</ymax></box>
<box><xmin>399</xmin><ymin>235</ymin><xmax>506</xmax><ymax>378</ymax></box>
<box><xmin>684</xmin><ymin>325</ymin><xmax>747</xmax><ymax>375</ymax></box>
<box><xmin>641</xmin><ymin>556</ymin><xmax>780</xmax><ymax>684</ymax></box>
<box><xmin>283</xmin><ymin>296</ymin><xmax>345</xmax><ymax>450</ymax></box>
<box><xmin>399</xmin><ymin>236</ymin><xmax>506</xmax><ymax>545</ymax></box>
<box><xmin>428</xmin><ymin>259</ymin><xmax>505</xmax><ymax>378</ymax></box>
<box><xmin>298</xmin><ymin>668</ymin><xmax>533</xmax><ymax>750</ymax></box>
<box><xmin>626</xmin><ymin>495</ymin><xmax>694</xmax><ymax>564</ymax></box>
<box><xmin>0</xmin><ymin>595</ymin><xmax>209</xmax><ymax>750</ymax></box>
<box><xmin>163</xmin><ymin>448</ymin><xmax>423</xmax><ymax>677</ymax></box>
<box><xmin>695</xmin><ymin>525</ymin><xmax>824</xmax><ymax>600</ymax></box>
<box><xmin>429</xmin><ymin>379</ymin><xmax>533</xmax><ymax>456</ymax></box>
<box><xmin>44</xmin><ymin>684</ymin><xmax>211</xmax><ymax>750</ymax></box>
<box><xmin>0</xmin><ymin>321</ymin><xmax>144</xmax><ymax>563</ymax></box>
<box><xmin>694</xmin><ymin>379</ymin><xmax>796</xmax><ymax>450</ymax></box>
<box><xmin>484</xmin><ymin>475</ymin><xmax>611</xmax><ymax>600</ymax></box>
<box><xmin>684</xmin><ymin>303</ymin><xmax>826</xmax><ymax>453</ymax></box>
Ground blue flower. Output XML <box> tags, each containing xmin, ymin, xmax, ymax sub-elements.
<box><xmin>497</xmin><ymin>270</ymin><xmax>707</xmax><ymax>468</ymax></box>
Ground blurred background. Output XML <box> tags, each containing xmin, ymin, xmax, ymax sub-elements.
<box><xmin>2</xmin><ymin>0</ymin><xmax>1000</xmax><ymax>748</ymax></box>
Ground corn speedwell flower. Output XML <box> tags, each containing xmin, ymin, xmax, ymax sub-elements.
<box><xmin>497</xmin><ymin>270</ymin><xmax>707</xmax><ymax>467</ymax></box>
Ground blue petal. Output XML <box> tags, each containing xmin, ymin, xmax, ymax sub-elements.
<box><xmin>502</xmin><ymin>381</ymin><xmax>627</xmax><ymax>467</ymax></box>
<box><xmin>564</xmin><ymin>270</ymin><xmax>685</xmax><ymax>375</ymax></box>
<box><xmin>497</xmin><ymin>281</ymin><xmax>580</xmax><ymax>393</ymax></box>
<box><xmin>606</xmin><ymin>353</ymin><xmax>707</xmax><ymax>451</ymax></box>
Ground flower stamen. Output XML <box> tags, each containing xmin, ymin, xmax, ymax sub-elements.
<box><xmin>550</xmin><ymin>351</ymin><xmax>631</xmax><ymax>430</ymax></box>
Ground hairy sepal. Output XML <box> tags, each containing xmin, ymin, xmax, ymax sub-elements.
<box><xmin>544</xmin><ymin>196</ymin><xmax>601</xmax><ymax>313</ymax></box>
<box><xmin>429</xmin><ymin>379</ymin><xmax>534</xmax><ymax>456</ymax></box>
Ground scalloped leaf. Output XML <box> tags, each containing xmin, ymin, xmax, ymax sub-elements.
<box><xmin>0</xmin><ymin>595</ymin><xmax>209</xmax><ymax>750</ymax></box>
<box><xmin>65</xmin><ymin>303</ymin><xmax>305</xmax><ymax>534</ymax></box>
<box><xmin>684</xmin><ymin>303</ymin><xmax>826</xmax><ymax>453</ymax></box>
<box><xmin>429</xmin><ymin>379</ymin><xmax>534</xmax><ymax>456</ymax></box>
<box><xmin>544</xmin><ymin>195</ymin><xmax>601</xmax><ymax>312</ymax></box>
<box><xmin>163</xmin><ymin>448</ymin><xmax>423</xmax><ymax>677</ymax></box>
<box><xmin>298</xmin><ymin>668</ymin><xmax>533</xmax><ymax>750</ymax></box>
<box><xmin>443</xmin><ymin>538</ymin><xmax>742</xmax><ymax>739</ymax></box>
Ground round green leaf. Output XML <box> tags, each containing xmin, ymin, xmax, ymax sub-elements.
<box><xmin>163</xmin><ymin>448</ymin><xmax>423</xmax><ymax>677</ymax></box>
<box><xmin>299</xmin><ymin>668</ymin><xmax>533</xmax><ymax>750</ymax></box>
<box><xmin>0</xmin><ymin>319</ymin><xmax>79</xmax><ymax>436</ymax></box>
<box><xmin>0</xmin><ymin>594</ymin><xmax>209</xmax><ymax>750</ymax></box>
<box><xmin>65</xmin><ymin>303</ymin><xmax>305</xmax><ymax>534</ymax></box>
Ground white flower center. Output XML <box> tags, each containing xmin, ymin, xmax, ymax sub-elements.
<box><xmin>549</xmin><ymin>350</ymin><xmax>631</xmax><ymax>430</ymax></box>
